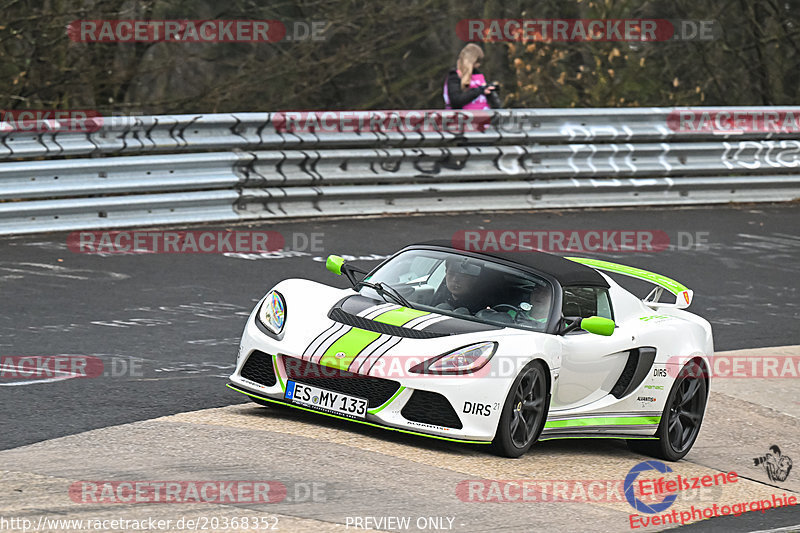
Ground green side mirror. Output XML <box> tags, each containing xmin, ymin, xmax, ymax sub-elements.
<box><xmin>326</xmin><ymin>255</ymin><xmax>344</xmax><ymax>275</ymax></box>
<box><xmin>580</xmin><ymin>316</ymin><xmax>615</xmax><ymax>336</ymax></box>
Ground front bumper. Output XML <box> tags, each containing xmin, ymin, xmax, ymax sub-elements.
<box><xmin>229</xmin><ymin>315</ymin><xmax>511</xmax><ymax>443</ymax></box>
<box><xmin>227</xmin><ymin>382</ymin><xmax>487</xmax><ymax>445</ymax></box>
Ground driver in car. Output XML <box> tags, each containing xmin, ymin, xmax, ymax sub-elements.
<box><xmin>497</xmin><ymin>282</ymin><xmax>552</xmax><ymax>324</ymax></box>
<box><xmin>433</xmin><ymin>258</ymin><xmax>491</xmax><ymax>314</ymax></box>
<box><xmin>521</xmin><ymin>283</ymin><xmax>552</xmax><ymax>322</ymax></box>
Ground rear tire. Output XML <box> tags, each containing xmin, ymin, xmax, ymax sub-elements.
<box><xmin>627</xmin><ymin>360</ymin><xmax>708</xmax><ymax>461</ymax></box>
<box><xmin>491</xmin><ymin>360</ymin><xmax>550</xmax><ymax>458</ymax></box>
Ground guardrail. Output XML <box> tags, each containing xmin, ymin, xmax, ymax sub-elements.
<box><xmin>1</xmin><ymin>108</ymin><xmax>799</xmax><ymax>235</ymax></box>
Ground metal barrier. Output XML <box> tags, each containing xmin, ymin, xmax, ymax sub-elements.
<box><xmin>1</xmin><ymin>108</ymin><xmax>799</xmax><ymax>235</ymax></box>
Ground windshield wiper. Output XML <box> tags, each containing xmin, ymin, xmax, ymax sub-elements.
<box><xmin>357</xmin><ymin>280</ymin><xmax>413</xmax><ymax>309</ymax></box>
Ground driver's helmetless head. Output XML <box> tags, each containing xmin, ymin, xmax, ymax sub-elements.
<box><xmin>527</xmin><ymin>284</ymin><xmax>552</xmax><ymax>318</ymax></box>
<box><xmin>445</xmin><ymin>261</ymin><xmax>478</xmax><ymax>298</ymax></box>
<box><xmin>529</xmin><ymin>284</ymin><xmax>550</xmax><ymax>305</ymax></box>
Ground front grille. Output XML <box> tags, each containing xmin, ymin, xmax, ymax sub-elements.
<box><xmin>328</xmin><ymin>307</ymin><xmax>444</xmax><ymax>339</ymax></box>
<box><xmin>401</xmin><ymin>390</ymin><xmax>463</xmax><ymax>429</ymax></box>
<box><xmin>241</xmin><ymin>351</ymin><xmax>277</xmax><ymax>387</ymax></box>
<box><xmin>283</xmin><ymin>356</ymin><xmax>400</xmax><ymax>409</ymax></box>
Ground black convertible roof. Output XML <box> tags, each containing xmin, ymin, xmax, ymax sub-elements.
<box><xmin>411</xmin><ymin>240</ymin><xmax>609</xmax><ymax>287</ymax></box>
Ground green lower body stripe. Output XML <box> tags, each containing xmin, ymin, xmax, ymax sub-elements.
<box><xmin>539</xmin><ymin>435</ymin><xmax>659</xmax><ymax>441</ymax></box>
<box><xmin>544</xmin><ymin>416</ymin><xmax>661</xmax><ymax>429</ymax></box>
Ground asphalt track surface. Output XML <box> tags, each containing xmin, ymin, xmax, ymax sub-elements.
<box><xmin>1</xmin><ymin>204</ymin><xmax>799</xmax><ymax>532</ymax></box>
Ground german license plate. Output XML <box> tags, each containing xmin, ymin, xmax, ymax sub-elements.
<box><xmin>284</xmin><ymin>380</ymin><xmax>368</xmax><ymax>419</ymax></box>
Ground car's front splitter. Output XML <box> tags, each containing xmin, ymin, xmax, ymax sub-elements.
<box><xmin>226</xmin><ymin>382</ymin><xmax>491</xmax><ymax>445</ymax></box>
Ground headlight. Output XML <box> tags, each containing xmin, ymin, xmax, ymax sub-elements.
<box><xmin>410</xmin><ymin>342</ymin><xmax>497</xmax><ymax>375</ymax></box>
<box><xmin>258</xmin><ymin>291</ymin><xmax>286</xmax><ymax>334</ymax></box>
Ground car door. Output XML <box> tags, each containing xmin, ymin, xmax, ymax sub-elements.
<box><xmin>552</xmin><ymin>286</ymin><xmax>637</xmax><ymax>410</ymax></box>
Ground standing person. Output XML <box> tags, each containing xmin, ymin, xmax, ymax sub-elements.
<box><xmin>443</xmin><ymin>43</ymin><xmax>502</xmax><ymax>110</ymax></box>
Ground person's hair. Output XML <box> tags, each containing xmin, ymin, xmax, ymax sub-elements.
<box><xmin>457</xmin><ymin>43</ymin><xmax>484</xmax><ymax>89</ymax></box>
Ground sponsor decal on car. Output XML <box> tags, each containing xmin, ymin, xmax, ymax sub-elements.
<box><xmin>639</xmin><ymin>315</ymin><xmax>672</xmax><ymax>322</ymax></box>
<box><xmin>636</xmin><ymin>396</ymin><xmax>658</xmax><ymax>407</ymax></box>
<box><xmin>405</xmin><ymin>420</ymin><xmax>452</xmax><ymax>432</ymax></box>
<box><xmin>241</xmin><ymin>377</ymin><xmax>267</xmax><ymax>390</ymax></box>
<box><xmin>463</xmin><ymin>401</ymin><xmax>497</xmax><ymax>417</ymax></box>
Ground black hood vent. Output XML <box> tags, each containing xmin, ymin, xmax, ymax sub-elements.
<box><xmin>332</xmin><ymin>295</ymin><xmax>503</xmax><ymax>336</ymax></box>
<box><xmin>328</xmin><ymin>307</ymin><xmax>444</xmax><ymax>339</ymax></box>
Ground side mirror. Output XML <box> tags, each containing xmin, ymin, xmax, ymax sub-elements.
<box><xmin>326</xmin><ymin>255</ymin><xmax>344</xmax><ymax>275</ymax></box>
<box><xmin>580</xmin><ymin>316</ymin><xmax>616</xmax><ymax>336</ymax></box>
<box><xmin>326</xmin><ymin>255</ymin><xmax>369</xmax><ymax>287</ymax></box>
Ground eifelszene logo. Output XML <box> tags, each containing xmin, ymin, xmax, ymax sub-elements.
<box><xmin>624</xmin><ymin>461</ymin><xmax>677</xmax><ymax>514</ymax></box>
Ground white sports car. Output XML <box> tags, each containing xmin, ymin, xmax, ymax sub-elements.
<box><xmin>228</xmin><ymin>241</ymin><xmax>712</xmax><ymax>460</ymax></box>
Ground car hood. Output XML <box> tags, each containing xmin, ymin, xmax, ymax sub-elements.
<box><xmin>267</xmin><ymin>279</ymin><xmax>526</xmax><ymax>374</ymax></box>
<box><xmin>332</xmin><ymin>293</ymin><xmax>503</xmax><ymax>338</ymax></box>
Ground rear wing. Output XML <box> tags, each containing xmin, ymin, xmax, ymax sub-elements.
<box><xmin>566</xmin><ymin>257</ymin><xmax>693</xmax><ymax>309</ymax></box>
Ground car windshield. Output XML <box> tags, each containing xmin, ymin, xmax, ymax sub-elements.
<box><xmin>359</xmin><ymin>249</ymin><xmax>554</xmax><ymax>332</ymax></box>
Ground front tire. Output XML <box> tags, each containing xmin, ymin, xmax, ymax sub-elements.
<box><xmin>627</xmin><ymin>360</ymin><xmax>708</xmax><ymax>461</ymax></box>
<box><xmin>491</xmin><ymin>360</ymin><xmax>550</xmax><ymax>458</ymax></box>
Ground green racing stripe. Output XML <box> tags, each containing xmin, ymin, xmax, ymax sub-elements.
<box><xmin>367</xmin><ymin>386</ymin><xmax>406</xmax><ymax>415</ymax></box>
<box><xmin>565</xmin><ymin>257</ymin><xmax>688</xmax><ymax>296</ymax></box>
<box><xmin>273</xmin><ymin>354</ymin><xmax>286</xmax><ymax>392</ymax></box>
<box><xmin>317</xmin><ymin>307</ymin><xmax>430</xmax><ymax>370</ymax></box>
<box><xmin>318</xmin><ymin>328</ymin><xmax>381</xmax><ymax>370</ymax></box>
<box><xmin>373</xmin><ymin>307</ymin><xmax>430</xmax><ymax>326</ymax></box>
<box><xmin>544</xmin><ymin>416</ymin><xmax>661</xmax><ymax>429</ymax></box>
